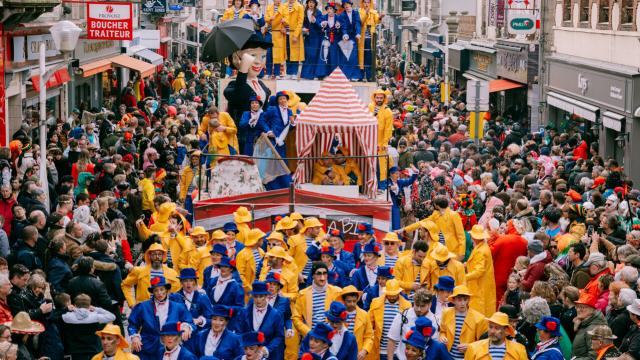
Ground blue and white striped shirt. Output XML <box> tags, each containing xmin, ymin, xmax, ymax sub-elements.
<box><xmin>380</xmin><ymin>301</ymin><xmax>400</xmax><ymax>351</ymax></box>
<box><xmin>488</xmin><ymin>343</ymin><xmax>506</xmax><ymax>360</ymax></box>
<box><xmin>252</xmin><ymin>249</ymin><xmax>263</xmax><ymax>276</ymax></box>
<box><xmin>438</xmin><ymin>231</ymin><xmax>446</xmax><ymax>245</ymax></box>
<box><xmin>151</xmin><ymin>269</ymin><xmax>164</xmax><ymax>280</ymax></box>
<box><xmin>303</xmin><ymin>237</ymin><xmax>314</xmax><ymax>277</ymax></box>
<box><xmin>450</xmin><ymin>313</ymin><xmax>466</xmax><ymax>359</ymax></box>
<box><xmin>346</xmin><ymin>311</ymin><xmax>356</xmax><ymax>332</ymax></box>
<box><xmin>385</xmin><ymin>254</ymin><xmax>398</xmax><ymax>268</ymax></box>
<box><xmin>311</xmin><ymin>289</ymin><xmax>326</xmax><ymax>328</ymax></box>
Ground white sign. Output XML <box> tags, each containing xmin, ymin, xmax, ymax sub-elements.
<box><xmin>506</xmin><ymin>11</ymin><xmax>537</xmax><ymax>35</ymax></box>
<box><xmin>466</xmin><ymin>80</ymin><xmax>490</xmax><ymax>111</ymax></box>
<box><xmin>610</xmin><ymin>86</ymin><xmax>623</xmax><ymax>100</ymax></box>
<box><xmin>87</xmin><ymin>2</ymin><xmax>134</xmax><ymax>40</ymax></box>
<box><xmin>74</xmin><ymin>39</ymin><xmax>120</xmax><ymax>62</ymax></box>
<box><xmin>23</xmin><ymin>35</ymin><xmax>60</xmax><ymax>61</ymax></box>
<box><xmin>122</xmin><ymin>29</ymin><xmax>160</xmax><ymax>50</ymax></box>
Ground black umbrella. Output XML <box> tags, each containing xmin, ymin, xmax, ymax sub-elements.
<box><xmin>202</xmin><ymin>18</ymin><xmax>255</xmax><ymax>62</ymax></box>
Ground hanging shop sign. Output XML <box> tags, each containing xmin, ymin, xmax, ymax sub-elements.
<box><xmin>141</xmin><ymin>0</ymin><xmax>167</xmax><ymax>14</ymax></box>
<box><xmin>507</xmin><ymin>12</ymin><xmax>537</xmax><ymax>35</ymax></box>
<box><xmin>87</xmin><ymin>2</ymin><xmax>133</xmax><ymax>40</ymax></box>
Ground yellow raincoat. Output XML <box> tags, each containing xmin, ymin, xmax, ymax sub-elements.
<box><xmin>404</xmin><ymin>208</ymin><xmax>467</xmax><ymax>258</ymax></box>
<box><xmin>283</xmin><ymin>1</ymin><xmax>305</xmax><ymax>62</ymax></box>
<box><xmin>172</xmin><ymin>72</ymin><xmax>186</xmax><ymax>93</ymax></box>
<box><xmin>464</xmin><ymin>339</ymin><xmax>528</xmax><ymax>360</ymax></box>
<box><xmin>258</xmin><ymin>263</ymin><xmax>299</xmax><ymax>299</ymax></box>
<box><xmin>198</xmin><ymin>112</ymin><xmax>239</xmax><ymax>156</ymax></box>
<box><xmin>121</xmin><ymin>244</ymin><xmax>180</xmax><ymax>307</ymax></box>
<box><xmin>266</xmin><ymin>2</ymin><xmax>287</xmax><ymax>64</ymax></box>
<box><xmin>292</xmin><ymin>284</ymin><xmax>343</xmax><ymax>336</ymax></box>
<box><xmin>465</xmin><ymin>241</ymin><xmax>497</xmax><ymax>317</ymax></box>
<box><xmin>357</xmin><ymin>7</ymin><xmax>380</xmax><ymax>70</ymax></box>
<box><xmin>368</xmin><ymin>296</ymin><xmax>412</xmax><ymax>360</ymax></box>
<box><xmin>440</xmin><ymin>307</ymin><xmax>487</xmax><ymax>351</ymax></box>
<box><xmin>368</xmin><ymin>89</ymin><xmax>393</xmax><ymax>182</ymax></box>
<box><xmin>236</xmin><ymin>246</ymin><xmax>265</xmax><ymax>295</ymax></box>
<box><xmin>393</xmin><ymin>253</ymin><xmax>435</xmax><ymax>291</ymax></box>
<box><xmin>428</xmin><ymin>257</ymin><xmax>466</xmax><ymax>289</ymax></box>
<box><xmin>221</xmin><ymin>6</ymin><xmax>247</xmax><ymax>21</ymax></box>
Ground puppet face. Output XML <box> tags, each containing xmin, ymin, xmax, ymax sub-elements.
<box><xmin>234</xmin><ymin>48</ymin><xmax>268</xmax><ymax>79</ymax></box>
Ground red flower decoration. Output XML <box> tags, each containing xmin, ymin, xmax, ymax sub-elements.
<box><xmin>275</xmin><ymin>216</ymin><xmax>282</xmax><ymax>222</ymax></box>
<box><xmin>230</xmin><ymin>259</ymin><xmax>236</xmax><ymax>267</ymax></box>
<box><xmin>374</xmin><ymin>245</ymin><xmax>380</xmax><ymax>253</ymax></box>
<box><xmin>331</xmin><ymin>229</ymin><xmax>340</xmax><ymax>236</ymax></box>
<box><xmin>358</xmin><ymin>224</ymin><xmax>366</xmax><ymax>231</ymax></box>
<box><xmin>322</xmin><ymin>246</ymin><xmax>329</xmax><ymax>253</ymax></box>
<box><xmin>176</xmin><ymin>322</ymin><xmax>181</xmax><ymax>331</ymax></box>
<box><xmin>546</xmin><ymin>321</ymin><xmax>557</xmax><ymax>331</ymax></box>
<box><xmin>224</xmin><ymin>250</ymin><xmax>229</xmax><ymax>256</ymax></box>
<box><xmin>257</xmin><ymin>332</ymin><xmax>265</xmax><ymax>343</ymax></box>
<box><xmin>340</xmin><ymin>311</ymin><xmax>347</xmax><ymax>320</ymax></box>
<box><xmin>422</xmin><ymin>326</ymin><xmax>433</xmax><ymax>337</ymax></box>
<box><xmin>256</xmin><ymin>96</ymin><xmax>262</xmax><ymax>101</ymax></box>
<box><xmin>229</xmin><ymin>308</ymin><xmax>234</xmax><ymax>317</ymax></box>
<box><xmin>404</xmin><ymin>329</ymin><xmax>414</xmax><ymax>340</ymax></box>
<box><xmin>302</xmin><ymin>353</ymin><xmax>313</xmax><ymax>360</ymax></box>
<box><xmin>274</xmin><ymin>273</ymin><xmax>281</xmax><ymax>281</ymax></box>
<box><xmin>150</xmin><ymin>277</ymin><xmax>161</xmax><ymax>286</ymax></box>
<box><xmin>389</xmin><ymin>268</ymin><xmax>394</xmax><ymax>275</ymax></box>
<box><xmin>328</xmin><ymin>330</ymin><xmax>336</xmax><ymax>340</ymax></box>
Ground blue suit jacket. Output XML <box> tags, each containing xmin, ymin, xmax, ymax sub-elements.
<box><xmin>271</xmin><ymin>295</ymin><xmax>293</xmax><ymax>331</ymax></box>
<box><xmin>239</xmin><ymin>110</ymin><xmax>270</xmax><ymax>155</ymax></box>
<box><xmin>423</xmin><ymin>339</ymin><xmax>453</xmax><ymax>360</ymax></box>
<box><xmin>127</xmin><ymin>299</ymin><xmax>194</xmax><ymax>360</ymax></box>
<box><xmin>234</xmin><ymin>303</ymin><xmax>285</xmax><ymax>360</ymax></box>
<box><xmin>303</xmin><ymin>9</ymin><xmax>323</xmax><ymax>36</ymax></box>
<box><xmin>335</xmin><ymin>250</ymin><xmax>355</xmax><ymax>273</ymax></box>
<box><xmin>157</xmin><ymin>346</ymin><xmax>198</xmax><ymax>360</ymax></box>
<box><xmin>361</xmin><ymin>283</ymin><xmax>379</xmax><ymax>311</ymax></box>
<box><xmin>300</xmin><ymin>330</ymin><xmax>357</xmax><ymax>360</ymax></box>
<box><xmin>206</xmin><ymin>277</ymin><xmax>245</xmax><ymax>310</ymax></box>
<box><xmin>350</xmin><ymin>266</ymin><xmax>373</xmax><ymax>292</ymax></box>
<box><xmin>202</xmin><ymin>267</ymin><xmax>242</xmax><ymax>294</ymax></box>
<box><xmin>169</xmin><ymin>289</ymin><xmax>214</xmax><ymax>329</ymax></box>
<box><xmin>262</xmin><ymin>106</ymin><xmax>294</xmax><ymax>155</ymax></box>
<box><xmin>337</xmin><ymin>10</ymin><xmax>361</xmax><ymax>40</ymax></box>
<box><xmin>192</xmin><ymin>328</ymin><xmax>243</xmax><ymax>360</ymax></box>
<box><xmin>387</xmin><ymin>173</ymin><xmax>418</xmax><ymax>207</ymax></box>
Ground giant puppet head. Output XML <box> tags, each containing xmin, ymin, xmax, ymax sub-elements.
<box><xmin>229</xmin><ymin>33</ymin><xmax>272</xmax><ymax>80</ymax></box>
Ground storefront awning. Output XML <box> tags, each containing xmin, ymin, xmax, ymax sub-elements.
<box><xmin>79</xmin><ymin>59</ymin><xmax>112</xmax><ymax>78</ymax></box>
<box><xmin>421</xmin><ymin>47</ymin><xmax>442</xmax><ymax>58</ymax></box>
<box><xmin>602</xmin><ymin>111</ymin><xmax>625</xmax><ymax>131</ymax></box>
<box><xmin>188</xmin><ymin>22</ymin><xmax>212</xmax><ymax>33</ymax></box>
<box><xmin>547</xmin><ymin>91</ymin><xmax>599</xmax><ymax>122</ymax></box>
<box><xmin>489</xmin><ymin>79</ymin><xmax>524</xmax><ymax>93</ymax></box>
<box><xmin>31</xmin><ymin>68</ymin><xmax>71</xmax><ymax>92</ymax></box>
<box><xmin>135</xmin><ymin>49</ymin><xmax>164</xmax><ymax>66</ymax></box>
<box><xmin>111</xmin><ymin>54</ymin><xmax>157</xmax><ymax>78</ymax></box>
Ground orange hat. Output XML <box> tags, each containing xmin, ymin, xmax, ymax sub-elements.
<box><xmin>575</xmin><ymin>292</ymin><xmax>597</xmax><ymax>308</ymax></box>
<box><xmin>565</xmin><ymin>190</ymin><xmax>582</xmax><ymax>202</ymax></box>
<box><xmin>592</xmin><ymin>177</ymin><xmax>606</xmax><ymax>189</ymax></box>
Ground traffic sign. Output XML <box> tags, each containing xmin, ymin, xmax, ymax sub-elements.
<box><xmin>466</xmin><ymin>80</ymin><xmax>490</xmax><ymax>112</ymax></box>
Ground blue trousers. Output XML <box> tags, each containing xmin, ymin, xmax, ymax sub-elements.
<box><xmin>286</xmin><ymin>35</ymin><xmax>299</xmax><ymax>75</ymax></box>
<box><xmin>363</xmin><ymin>36</ymin><xmax>374</xmax><ymax>80</ymax></box>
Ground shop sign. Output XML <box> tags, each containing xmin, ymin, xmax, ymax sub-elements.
<box><xmin>75</xmin><ymin>39</ymin><xmax>120</xmax><ymax>62</ymax></box>
<box><xmin>489</xmin><ymin>0</ymin><xmax>506</xmax><ymax>27</ymax></box>
<box><xmin>22</xmin><ymin>35</ymin><xmax>60</xmax><ymax>62</ymax></box>
<box><xmin>122</xmin><ymin>30</ymin><xmax>161</xmax><ymax>50</ymax></box>
<box><xmin>326</xmin><ymin>215</ymin><xmax>373</xmax><ymax>242</ymax></box>
<box><xmin>497</xmin><ymin>49</ymin><xmax>528</xmax><ymax>83</ymax></box>
<box><xmin>469</xmin><ymin>51</ymin><xmax>496</xmax><ymax>76</ymax></box>
<box><xmin>142</xmin><ymin>0</ymin><xmax>167</xmax><ymax>14</ymax></box>
<box><xmin>87</xmin><ymin>2</ymin><xmax>133</xmax><ymax>40</ymax></box>
<box><xmin>507</xmin><ymin>12</ymin><xmax>537</xmax><ymax>35</ymax></box>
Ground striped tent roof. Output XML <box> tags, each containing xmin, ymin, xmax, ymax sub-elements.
<box><xmin>294</xmin><ymin>68</ymin><xmax>379</xmax><ymax>197</ymax></box>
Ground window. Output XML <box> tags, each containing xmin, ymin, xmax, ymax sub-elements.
<box><xmin>622</xmin><ymin>0</ymin><xmax>635</xmax><ymax>24</ymax></box>
<box><xmin>563</xmin><ymin>0</ymin><xmax>572</xmax><ymax>21</ymax></box>
<box><xmin>599</xmin><ymin>0</ymin><xmax>610</xmax><ymax>23</ymax></box>
<box><xmin>580</xmin><ymin>0</ymin><xmax>590</xmax><ymax>21</ymax></box>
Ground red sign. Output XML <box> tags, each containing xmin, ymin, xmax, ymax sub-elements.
<box><xmin>31</xmin><ymin>69</ymin><xmax>71</xmax><ymax>92</ymax></box>
<box><xmin>0</xmin><ymin>23</ymin><xmax>6</xmax><ymax>147</ymax></box>
<box><xmin>87</xmin><ymin>2</ymin><xmax>133</xmax><ymax>40</ymax></box>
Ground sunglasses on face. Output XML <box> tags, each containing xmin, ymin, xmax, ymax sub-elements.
<box><xmin>384</xmin><ymin>242</ymin><xmax>397</xmax><ymax>246</ymax></box>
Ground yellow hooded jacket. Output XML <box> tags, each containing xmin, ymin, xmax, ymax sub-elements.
<box><xmin>266</xmin><ymin>2</ymin><xmax>287</xmax><ymax>64</ymax></box>
<box><xmin>121</xmin><ymin>245</ymin><xmax>180</xmax><ymax>307</ymax></box>
<box><xmin>465</xmin><ymin>241</ymin><xmax>497</xmax><ymax>317</ymax></box>
<box><xmin>292</xmin><ymin>284</ymin><xmax>343</xmax><ymax>336</ymax></box>
<box><xmin>368</xmin><ymin>295</ymin><xmax>412</xmax><ymax>360</ymax></box>
<box><xmin>464</xmin><ymin>339</ymin><xmax>528</xmax><ymax>360</ymax></box>
<box><xmin>369</xmin><ymin>89</ymin><xmax>393</xmax><ymax>182</ymax></box>
<box><xmin>440</xmin><ymin>307</ymin><xmax>488</xmax><ymax>351</ymax></box>
<box><xmin>357</xmin><ymin>7</ymin><xmax>380</xmax><ymax>70</ymax></box>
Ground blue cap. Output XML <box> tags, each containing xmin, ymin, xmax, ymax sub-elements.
<box><xmin>363</xmin><ymin>242</ymin><xmax>381</xmax><ymax>256</ymax></box>
<box><xmin>275</xmin><ymin>91</ymin><xmax>289</xmax><ymax>100</ymax></box>
<box><xmin>325</xmin><ymin>301</ymin><xmax>348</xmax><ymax>323</ymax></box>
<box><xmin>216</xmin><ymin>256</ymin><xmax>235</xmax><ymax>268</ymax></box>
<box><xmin>212</xmin><ymin>304</ymin><xmax>234</xmax><ymax>319</ymax></box>
<box><xmin>160</xmin><ymin>322</ymin><xmax>184</xmax><ymax>336</ymax></box>
<box><xmin>223</xmin><ymin>222</ymin><xmax>239</xmax><ymax>233</ymax></box>
<box><xmin>178</xmin><ymin>267</ymin><xmax>198</xmax><ymax>280</ymax></box>
<box><xmin>305</xmin><ymin>245</ymin><xmax>321</xmax><ymax>261</ymax></box>
<box><xmin>250</xmin><ymin>281</ymin><xmax>271</xmax><ymax>296</ymax></box>
<box><xmin>242</xmin><ymin>331</ymin><xmax>265</xmax><ymax>347</ymax></box>
<box><xmin>434</xmin><ymin>276</ymin><xmax>455</xmax><ymax>292</ymax></box>
<box><xmin>148</xmin><ymin>276</ymin><xmax>172</xmax><ymax>293</ymax></box>
<box><xmin>377</xmin><ymin>266</ymin><xmax>394</xmax><ymax>279</ymax></box>
<box><xmin>342</xmin><ymin>0</ymin><xmax>353</xmax><ymax>4</ymax></box>
<box><xmin>210</xmin><ymin>243</ymin><xmax>228</xmax><ymax>255</ymax></box>
<box><xmin>535</xmin><ymin>316</ymin><xmax>562</xmax><ymax>337</ymax></box>
<box><xmin>265</xmin><ymin>271</ymin><xmax>283</xmax><ymax>285</ymax></box>
<box><xmin>248</xmin><ymin>0</ymin><xmax>260</xmax><ymax>6</ymax></box>
<box><xmin>355</xmin><ymin>223</ymin><xmax>374</xmax><ymax>235</ymax></box>
<box><xmin>308</xmin><ymin>323</ymin><xmax>334</xmax><ymax>345</ymax></box>
<box><xmin>402</xmin><ymin>329</ymin><xmax>427</xmax><ymax>350</ymax></box>
<box><xmin>389</xmin><ymin>166</ymin><xmax>399</xmax><ymax>174</ymax></box>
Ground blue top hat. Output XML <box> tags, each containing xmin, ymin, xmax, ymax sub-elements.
<box><xmin>389</xmin><ymin>166</ymin><xmax>399</xmax><ymax>174</ymax></box>
<box><xmin>148</xmin><ymin>276</ymin><xmax>172</xmax><ymax>293</ymax></box>
<box><xmin>434</xmin><ymin>276</ymin><xmax>455</xmax><ymax>292</ymax></box>
<box><xmin>327</xmin><ymin>228</ymin><xmax>344</xmax><ymax>240</ymax></box>
<box><xmin>242</xmin><ymin>331</ymin><xmax>265</xmax><ymax>348</ymax></box>
<box><xmin>160</xmin><ymin>322</ymin><xmax>184</xmax><ymax>336</ymax></box>
<box><xmin>265</xmin><ymin>271</ymin><xmax>284</xmax><ymax>286</ymax></box>
<box><xmin>355</xmin><ymin>223</ymin><xmax>374</xmax><ymax>235</ymax></box>
<box><xmin>363</xmin><ymin>242</ymin><xmax>381</xmax><ymax>256</ymax></box>
<box><xmin>223</xmin><ymin>222</ymin><xmax>239</xmax><ymax>234</ymax></box>
<box><xmin>342</xmin><ymin>0</ymin><xmax>353</xmax><ymax>5</ymax></box>
<box><xmin>275</xmin><ymin>91</ymin><xmax>289</xmax><ymax>100</ymax></box>
<box><xmin>178</xmin><ymin>267</ymin><xmax>198</xmax><ymax>280</ymax></box>
<box><xmin>250</xmin><ymin>281</ymin><xmax>271</xmax><ymax>296</ymax></box>
<box><xmin>325</xmin><ymin>301</ymin><xmax>348</xmax><ymax>323</ymax></box>
<box><xmin>377</xmin><ymin>266</ymin><xmax>394</xmax><ymax>279</ymax></box>
<box><xmin>308</xmin><ymin>322</ymin><xmax>334</xmax><ymax>345</ymax></box>
<box><xmin>324</xmin><ymin>1</ymin><xmax>338</xmax><ymax>10</ymax></box>
<box><xmin>306</xmin><ymin>245</ymin><xmax>321</xmax><ymax>261</ymax></box>
<box><xmin>248</xmin><ymin>0</ymin><xmax>260</xmax><ymax>6</ymax></box>
<box><xmin>212</xmin><ymin>304</ymin><xmax>234</xmax><ymax>319</ymax></box>
<box><xmin>402</xmin><ymin>329</ymin><xmax>427</xmax><ymax>350</ymax></box>
<box><xmin>216</xmin><ymin>256</ymin><xmax>235</xmax><ymax>268</ymax></box>
<box><xmin>535</xmin><ymin>316</ymin><xmax>562</xmax><ymax>337</ymax></box>
<box><xmin>210</xmin><ymin>244</ymin><xmax>228</xmax><ymax>255</ymax></box>
<box><xmin>414</xmin><ymin>317</ymin><xmax>435</xmax><ymax>338</ymax></box>
<box><xmin>320</xmin><ymin>245</ymin><xmax>336</xmax><ymax>258</ymax></box>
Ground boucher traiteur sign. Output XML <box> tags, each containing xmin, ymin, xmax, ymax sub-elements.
<box><xmin>86</xmin><ymin>2</ymin><xmax>133</xmax><ymax>40</ymax></box>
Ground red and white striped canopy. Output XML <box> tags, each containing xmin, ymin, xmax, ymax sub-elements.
<box><xmin>294</xmin><ymin>68</ymin><xmax>378</xmax><ymax>197</ymax></box>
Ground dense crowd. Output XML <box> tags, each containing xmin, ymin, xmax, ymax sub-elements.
<box><xmin>2</xmin><ymin>3</ymin><xmax>640</xmax><ymax>359</ymax></box>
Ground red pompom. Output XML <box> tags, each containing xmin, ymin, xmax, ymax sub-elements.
<box><xmin>256</xmin><ymin>96</ymin><xmax>262</xmax><ymax>101</ymax></box>
<box><xmin>422</xmin><ymin>326</ymin><xmax>433</xmax><ymax>337</ymax></box>
<box><xmin>257</xmin><ymin>332</ymin><xmax>265</xmax><ymax>343</ymax></box>
<box><xmin>322</xmin><ymin>246</ymin><xmax>329</xmax><ymax>253</ymax></box>
<box><xmin>358</xmin><ymin>224</ymin><xmax>366</xmax><ymax>231</ymax></box>
<box><xmin>302</xmin><ymin>353</ymin><xmax>313</xmax><ymax>360</ymax></box>
<box><xmin>229</xmin><ymin>308</ymin><xmax>234</xmax><ymax>317</ymax></box>
<box><xmin>151</xmin><ymin>277</ymin><xmax>160</xmax><ymax>286</ymax></box>
<box><xmin>230</xmin><ymin>259</ymin><xmax>236</xmax><ymax>267</ymax></box>
<box><xmin>176</xmin><ymin>322</ymin><xmax>181</xmax><ymax>331</ymax></box>
<box><xmin>374</xmin><ymin>245</ymin><xmax>380</xmax><ymax>253</ymax></box>
<box><xmin>340</xmin><ymin>311</ymin><xmax>347</xmax><ymax>320</ymax></box>
<box><xmin>275</xmin><ymin>216</ymin><xmax>282</xmax><ymax>222</ymax></box>
<box><xmin>274</xmin><ymin>273</ymin><xmax>281</xmax><ymax>281</ymax></box>
<box><xmin>331</xmin><ymin>229</ymin><xmax>340</xmax><ymax>236</ymax></box>
<box><xmin>546</xmin><ymin>321</ymin><xmax>557</xmax><ymax>331</ymax></box>
<box><xmin>404</xmin><ymin>329</ymin><xmax>414</xmax><ymax>340</ymax></box>
<box><xmin>328</xmin><ymin>330</ymin><xmax>336</xmax><ymax>340</ymax></box>
<box><xmin>389</xmin><ymin>268</ymin><xmax>394</xmax><ymax>275</ymax></box>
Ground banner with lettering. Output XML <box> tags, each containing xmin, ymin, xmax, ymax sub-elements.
<box><xmin>87</xmin><ymin>2</ymin><xmax>133</xmax><ymax>40</ymax></box>
<box><xmin>325</xmin><ymin>215</ymin><xmax>373</xmax><ymax>242</ymax></box>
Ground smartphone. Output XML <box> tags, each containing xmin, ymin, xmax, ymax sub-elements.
<box><xmin>587</xmin><ymin>225</ymin><xmax>594</xmax><ymax>236</ymax></box>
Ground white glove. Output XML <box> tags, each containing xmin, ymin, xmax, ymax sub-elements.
<box><xmin>321</xmin><ymin>20</ymin><xmax>328</xmax><ymax>27</ymax></box>
<box><xmin>276</xmin><ymin>138</ymin><xmax>285</xmax><ymax>147</ymax></box>
<box><xmin>342</xmin><ymin>35</ymin><xmax>349</xmax><ymax>41</ymax></box>
<box><xmin>286</xmin><ymin>329</ymin><xmax>294</xmax><ymax>338</ymax></box>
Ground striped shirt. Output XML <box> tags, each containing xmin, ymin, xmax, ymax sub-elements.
<box><xmin>151</xmin><ymin>269</ymin><xmax>164</xmax><ymax>280</ymax></box>
<box><xmin>252</xmin><ymin>249</ymin><xmax>263</xmax><ymax>276</ymax></box>
<box><xmin>346</xmin><ymin>311</ymin><xmax>356</xmax><ymax>332</ymax></box>
<box><xmin>303</xmin><ymin>237</ymin><xmax>314</xmax><ymax>277</ymax></box>
<box><xmin>311</xmin><ymin>289</ymin><xmax>326</xmax><ymax>327</ymax></box>
<box><xmin>488</xmin><ymin>343</ymin><xmax>506</xmax><ymax>360</ymax></box>
<box><xmin>385</xmin><ymin>254</ymin><xmax>398</xmax><ymax>268</ymax></box>
<box><xmin>438</xmin><ymin>231</ymin><xmax>446</xmax><ymax>245</ymax></box>
<box><xmin>380</xmin><ymin>301</ymin><xmax>400</xmax><ymax>351</ymax></box>
<box><xmin>450</xmin><ymin>313</ymin><xmax>466</xmax><ymax>359</ymax></box>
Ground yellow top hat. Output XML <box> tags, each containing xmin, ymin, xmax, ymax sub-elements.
<box><xmin>209</xmin><ymin>229</ymin><xmax>226</xmax><ymax>241</ymax></box>
<box><xmin>290</xmin><ymin>212</ymin><xmax>304</xmax><ymax>221</ymax></box>
<box><xmin>382</xmin><ymin>232</ymin><xmax>401</xmax><ymax>242</ymax></box>
<box><xmin>95</xmin><ymin>323</ymin><xmax>129</xmax><ymax>349</ymax></box>
<box><xmin>469</xmin><ymin>224</ymin><xmax>490</xmax><ymax>240</ymax></box>
<box><xmin>233</xmin><ymin>206</ymin><xmax>252</xmax><ymax>223</ymax></box>
<box><xmin>432</xmin><ymin>243</ymin><xmax>455</xmax><ymax>263</ymax></box>
<box><xmin>486</xmin><ymin>312</ymin><xmax>515</xmax><ymax>336</ymax></box>
<box><xmin>275</xmin><ymin>216</ymin><xmax>297</xmax><ymax>231</ymax></box>
<box><xmin>157</xmin><ymin>202</ymin><xmax>177</xmax><ymax>223</ymax></box>
<box><xmin>447</xmin><ymin>285</ymin><xmax>473</xmax><ymax>302</ymax></box>
<box><xmin>419</xmin><ymin>219</ymin><xmax>439</xmax><ymax>240</ymax></box>
<box><xmin>245</xmin><ymin>228</ymin><xmax>266</xmax><ymax>247</ymax></box>
<box><xmin>266</xmin><ymin>246</ymin><xmax>293</xmax><ymax>262</ymax></box>
<box><xmin>384</xmin><ymin>279</ymin><xmax>403</xmax><ymax>296</ymax></box>
<box><xmin>338</xmin><ymin>285</ymin><xmax>363</xmax><ymax>302</ymax></box>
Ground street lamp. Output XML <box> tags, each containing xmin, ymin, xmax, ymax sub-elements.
<box><xmin>39</xmin><ymin>21</ymin><xmax>81</xmax><ymax>204</ymax></box>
